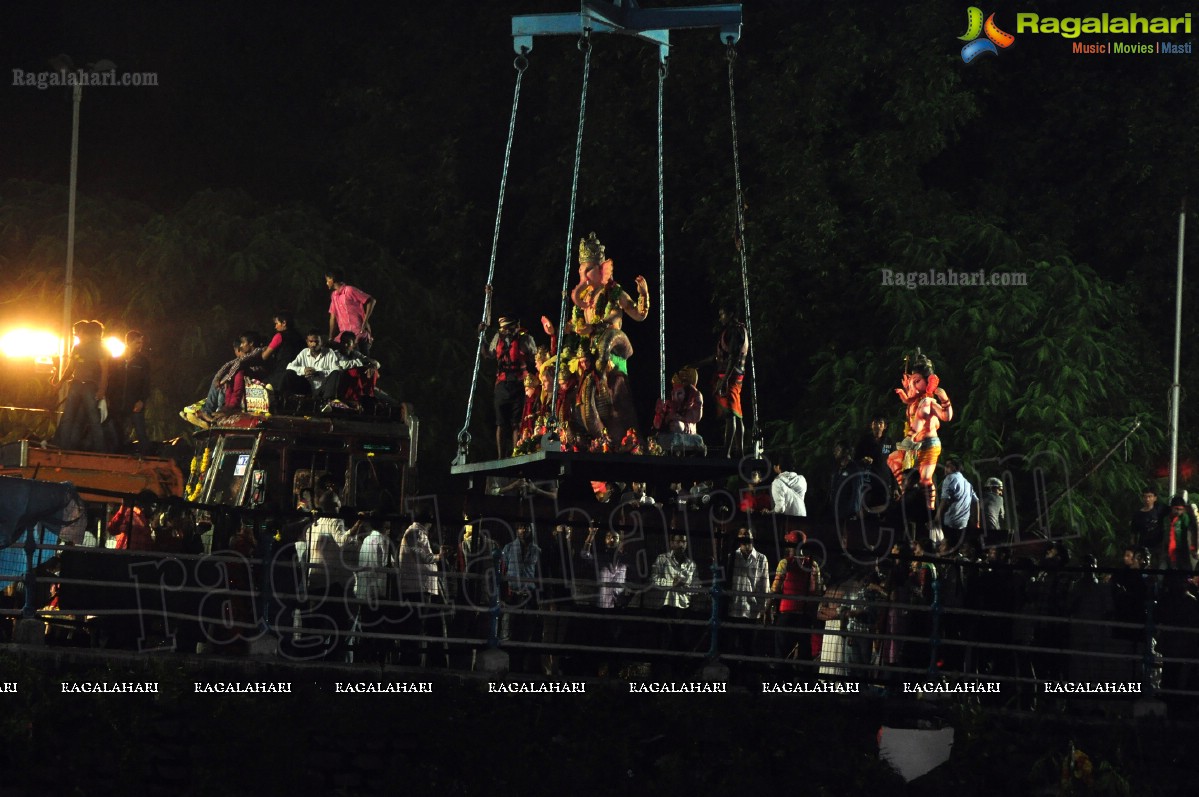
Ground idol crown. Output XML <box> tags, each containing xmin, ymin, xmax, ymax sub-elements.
<box><xmin>911</xmin><ymin>351</ymin><xmax>934</xmax><ymax>375</ymax></box>
<box><xmin>579</xmin><ymin>232</ymin><xmax>606</xmax><ymax>264</ymax></box>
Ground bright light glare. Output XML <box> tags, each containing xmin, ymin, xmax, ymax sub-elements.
<box><xmin>0</xmin><ymin>329</ymin><xmax>61</xmax><ymax>359</ymax></box>
<box><xmin>2</xmin><ymin>329</ymin><xmax>127</xmax><ymax>360</ymax></box>
<box><xmin>103</xmin><ymin>336</ymin><xmax>126</xmax><ymax>358</ymax></box>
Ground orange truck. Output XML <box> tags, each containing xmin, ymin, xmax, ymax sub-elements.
<box><xmin>0</xmin><ymin>441</ymin><xmax>184</xmax><ymax>503</ymax></box>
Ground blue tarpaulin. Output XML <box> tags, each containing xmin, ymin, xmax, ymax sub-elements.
<box><xmin>0</xmin><ymin>527</ymin><xmax>60</xmax><ymax>580</ymax></box>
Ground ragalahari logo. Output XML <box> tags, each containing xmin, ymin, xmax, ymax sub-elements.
<box><xmin>959</xmin><ymin>7</ymin><xmax>1015</xmax><ymax>62</ymax></box>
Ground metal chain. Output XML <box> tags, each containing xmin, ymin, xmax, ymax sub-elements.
<box><xmin>657</xmin><ymin>57</ymin><xmax>668</xmax><ymax>401</ymax></box>
<box><xmin>726</xmin><ymin>40</ymin><xmax>761</xmax><ymax>452</ymax></box>
<box><xmin>549</xmin><ymin>32</ymin><xmax>593</xmax><ymax>441</ymax></box>
<box><xmin>454</xmin><ymin>52</ymin><xmax>529</xmax><ymax>466</ymax></box>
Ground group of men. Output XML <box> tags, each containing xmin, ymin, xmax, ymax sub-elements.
<box><xmin>180</xmin><ymin>270</ymin><xmax>380</xmax><ymax>426</ymax></box>
<box><xmin>52</xmin><ymin>320</ymin><xmax>150</xmax><ymax>454</ymax></box>
<box><xmin>1130</xmin><ymin>487</ymin><xmax>1199</xmax><ymax>571</ymax></box>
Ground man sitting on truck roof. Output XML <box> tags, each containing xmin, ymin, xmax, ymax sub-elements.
<box><xmin>181</xmin><ymin>333</ymin><xmax>266</xmax><ymax>427</ymax></box>
<box><xmin>334</xmin><ymin>331</ymin><xmax>380</xmax><ymax>410</ymax></box>
<box><xmin>286</xmin><ymin>330</ymin><xmax>348</xmax><ymax>412</ymax></box>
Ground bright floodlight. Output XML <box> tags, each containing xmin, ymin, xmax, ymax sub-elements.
<box><xmin>0</xmin><ymin>329</ymin><xmax>61</xmax><ymax>359</ymax></box>
<box><xmin>103</xmin><ymin>336</ymin><xmax>126</xmax><ymax>358</ymax></box>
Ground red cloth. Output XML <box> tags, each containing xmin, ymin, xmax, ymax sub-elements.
<box><xmin>110</xmin><ymin>506</ymin><xmax>152</xmax><ymax>550</ymax></box>
<box><xmin>777</xmin><ymin>554</ymin><xmax>816</xmax><ymax>614</ymax></box>
<box><xmin>341</xmin><ymin>366</ymin><xmax>377</xmax><ymax>404</ymax></box>
<box><xmin>223</xmin><ymin>371</ymin><xmax>245</xmax><ymax>410</ymax></box>
<box><xmin>715</xmin><ymin>373</ymin><xmax>744</xmax><ymax>418</ymax></box>
<box><xmin>739</xmin><ymin>486</ymin><xmax>771</xmax><ymax>513</ymax></box>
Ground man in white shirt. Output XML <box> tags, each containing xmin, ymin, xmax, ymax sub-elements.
<box><xmin>580</xmin><ymin>524</ymin><xmax>629</xmax><ymax>676</ymax></box>
<box><xmin>770</xmin><ymin>456</ymin><xmax>808</xmax><ymax>517</ymax></box>
<box><xmin>286</xmin><ymin>331</ymin><xmax>346</xmax><ymax>407</ymax></box>
<box><xmin>725</xmin><ymin>527</ymin><xmax>770</xmax><ymax>664</ymax></box>
<box><xmin>353</xmin><ymin>518</ymin><xmax>392</xmax><ymax>663</ymax></box>
<box><xmin>652</xmin><ymin>532</ymin><xmax>696</xmax><ymax>675</ymax></box>
<box><xmin>653</xmin><ymin>533</ymin><xmax>696</xmax><ymax>610</ymax></box>
<box><xmin>303</xmin><ymin>490</ymin><xmax>356</xmax><ymax>660</ymax></box>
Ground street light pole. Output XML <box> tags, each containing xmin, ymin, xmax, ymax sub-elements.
<box><xmin>1169</xmin><ymin>198</ymin><xmax>1187</xmax><ymax>498</ymax></box>
<box><xmin>51</xmin><ymin>56</ymin><xmax>115</xmax><ymax>378</ymax></box>
<box><xmin>61</xmin><ymin>81</ymin><xmax>82</xmax><ymax>379</ymax></box>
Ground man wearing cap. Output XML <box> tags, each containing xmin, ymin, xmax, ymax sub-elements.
<box><xmin>725</xmin><ymin>527</ymin><xmax>770</xmax><ymax>663</ymax></box>
<box><xmin>485</xmin><ymin>316</ymin><xmax>537</xmax><ymax>458</ymax></box>
<box><xmin>770</xmin><ymin>531</ymin><xmax>821</xmax><ymax>664</ymax></box>
<box><xmin>980</xmin><ymin>477</ymin><xmax>1006</xmax><ymax>546</ymax></box>
<box><xmin>1161</xmin><ymin>496</ymin><xmax>1199</xmax><ymax>571</ymax></box>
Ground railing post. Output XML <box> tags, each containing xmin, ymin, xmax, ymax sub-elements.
<box><xmin>1143</xmin><ymin>575</ymin><xmax>1158</xmax><ymax>694</ymax></box>
<box><xmin>707</xmin><ymin>561</ymin><xmax>721</xmax><ymax>658</ymax></box>
<box><xmin>489</xmin><ymin>546</ymin><xmax>503</xmax><ymax>649</ymax></box>
<box><xmin>22</xmin><ymin>523</ymin><xmax>40</xmax><ymax>619</ymax></box>
<box><xmin>928</xmin><ymin>574</ymin><xmax>942</xmax><ymax>677</ymax></box>
<box><xmin>256</xmin><ymin>518</ymin><xmax>274</xmax><ymax>636</ymax></box>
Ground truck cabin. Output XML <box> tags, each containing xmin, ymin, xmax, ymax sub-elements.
<box><xmin>189</xmin><ymin>410</ymin><xmax>417</xmax><ymax>517</ymax></box>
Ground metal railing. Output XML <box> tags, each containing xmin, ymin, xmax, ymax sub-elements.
<box><xmin>6</xmin><ymin>539</ymin><xmax>1198</xmax><ymax>703</ymax></box>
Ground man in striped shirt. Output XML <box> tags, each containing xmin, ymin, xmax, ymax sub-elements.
<box><xmin>652</xmin><ymin>532</ymin><xmax>696</xmax><ymax>675</ymax></box>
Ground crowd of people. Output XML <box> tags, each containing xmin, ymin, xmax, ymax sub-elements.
<box><xmin>24</xmin><ymin>237</ymin><xmax>1199</xmax><ymax>704</ymax></box>
<box><xmin>13</xmin><ymin>432</ymin><xmax>1199</xmax><ymax>706</ymax></box>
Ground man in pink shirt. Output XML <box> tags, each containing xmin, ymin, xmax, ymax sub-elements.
<box><xmin>326</xmin><ymin>269</ymin><xmax>377</xmax><ymax>355</ymax></box>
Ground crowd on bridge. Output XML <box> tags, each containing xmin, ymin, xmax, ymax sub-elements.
<box><xmin>9</xmin><ymin>468</ymin><xmax>1194</xmax><ymax>708</ymax></box>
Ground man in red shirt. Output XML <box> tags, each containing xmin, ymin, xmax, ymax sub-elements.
<box><xmin>326</xmin><ymin>270</ymin><xmax>377</xmax><ymax>356</ymax></box>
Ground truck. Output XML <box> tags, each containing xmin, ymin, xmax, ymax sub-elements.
<box><xmin>186</xmin><ymin>404</ymin><xmax>419</xmax><ymax>514</ymax></box>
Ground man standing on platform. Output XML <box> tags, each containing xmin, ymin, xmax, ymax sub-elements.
<box><xmin>52</xmin><ymin>319</ymin><xmax>109</xmax><ymax>452</ymax></box>
<box><xmin>695</xmin><ymin>308</ymin><xmax>749</xmax><ymax>458</ymax></box>
<box><xmin>936</xmin><ymin>458</ymin><xmax>978</xmax><ymax>551</ymax></box>
<box><xmin>1130</xmin><ymin>487</ymin><xmax>1165</xmax><ymax>552</ymax></box>
<box><xmin>485</xmin><ymin>317</ymin><xmax>537</xmax><ymax>458</ymax></box>
<box><xmin>111</xmin><ymin>330</ymin><xmax>150</xmax><ymax>454</ymax></box>
<box><xmin>326</xmin><ymin>270</ymin><xmax>377</xmax><ymax>356</ymax></box>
